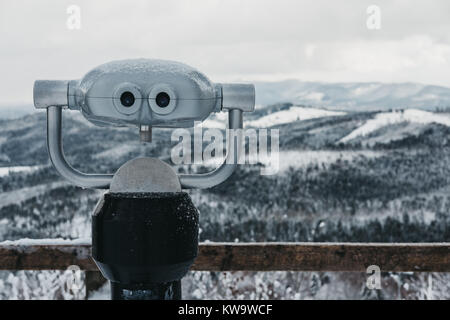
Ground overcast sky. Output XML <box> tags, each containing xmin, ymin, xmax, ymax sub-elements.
<box><xmin>0</xmin><ymin>0</ymin><xmax>450</xmax><ymax>106</ymax></box>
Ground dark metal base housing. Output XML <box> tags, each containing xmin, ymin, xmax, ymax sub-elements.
<box><xmin>92</xmin><ymin>192</ymin><xmax>199</xmax><ymax>300</ymax></box>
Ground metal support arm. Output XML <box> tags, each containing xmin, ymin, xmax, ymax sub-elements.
<box><xmin>46</xmin><ymin>107</ymin><xmax>243</xmax><ymax>189</ymax></box>
<box><xmin>179</xmin><ymin>109</ymin><xmax>243</xmax><ymax>189</ymax></box>
<box><xmin>47</xmin><ymin>107</ymin><xmax>113</xmax><ymax>189</ymax></box>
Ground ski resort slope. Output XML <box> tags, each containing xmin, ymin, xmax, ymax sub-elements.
<box><xmin>247</xmin><ymin>106</ymin><xmax>346</xmax><ymax>128</ymax></box>
<box><xmin>340</xmin><ymin>109</ymin><xmax>450</xmax><ymax>143</ymax></box>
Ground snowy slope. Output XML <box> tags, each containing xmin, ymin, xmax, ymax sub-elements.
<box><xmin>0</xmin><ymin>182</ymin><xmax>67</xmax><ymax>209</ymax></box>
<box><xmin>201</xmin><ymin>119</ymin><xmax>227</xmax><ymax>129</ymax></box>
<box><xmin>340</xmin><ymin>109</ymin><xmax>450</xmax><ymax>143</ymax></box>
<box><xmin>0</xmin><ymin>165</ymin><xmax>42</xmax><ymax>177</ymax></box>
<box><xmin>247</xmin><ymin>106</ymin><xmax>346</xmax><ymax>128</ymax></box>
<box><xmin>200</xmin><ymin>106</ymin><xmax>346</xmax><ymax>129</ymax></box>
<box><xmin>0</xmin><ymin>238</ymin><xmax>90</xmax><ymax>246</ymax></box>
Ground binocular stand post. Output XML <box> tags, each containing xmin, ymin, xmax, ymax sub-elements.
<box><xmin>110</xmin><ymin>281</ymin><xmax>182</xmax><ymax>300</ymax></box>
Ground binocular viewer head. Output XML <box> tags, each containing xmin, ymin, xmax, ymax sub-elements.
<box><xmin>32</xmin><ymin>59</ymin><xmax>255</xmax><ymax>189</ymax></box>
<box><xmin>34</xmin><ymin>59</ymin><xmax>255</xmax><ymax>128</ymax></box>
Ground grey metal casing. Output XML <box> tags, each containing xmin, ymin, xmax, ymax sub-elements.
<box><xmin>68</xmin><ymin>59</ymin><xmax>221</xmax><ymax>128</ymax></box>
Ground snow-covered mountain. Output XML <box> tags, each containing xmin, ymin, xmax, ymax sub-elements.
<box><xmin>255</xmin><ymin>80</ymin><xmax>450</xmax><ymax>111</ymax></box>
<box><xmin>2</xmin><ymin>104</ymin><xmax>450</xmax><ymax>300</ymax></box>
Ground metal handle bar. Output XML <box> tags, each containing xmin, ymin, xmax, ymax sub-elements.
<box><xmin>46</xmin><ymin>106</ymin><xmax>243</xmax><ymax>189</ymax></box>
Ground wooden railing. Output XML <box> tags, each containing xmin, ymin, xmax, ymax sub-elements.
<box><xmin>1</xmin><ymin>241</ymin><xmax>450</xmax><ymax>272</ymax></box>
<box><xmin>1</xmin><ymin>241</ymin><xmax>449</xmax><ymax>299</ymax></box>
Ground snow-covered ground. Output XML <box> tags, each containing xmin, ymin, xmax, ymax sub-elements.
<box><xmin>247</xmin><ymin>107</ymin><xmax>346</xmax><ymax>128</ymax></box>
<box><xmin>204</xmin><ymin>149</ymin><xmax>384</xmax><ymax>170</ymax></box>
<box><xmin>0</xmin><ymin>165</ymin><xmax>42</xmax><ymax>177</ymax></box>
<box><xmin>180</xmin><ymin>150</ymin><xmax>383</xmax><ymax>178</ymax></box>
<box><xmin>267</xmin><ymin>150</ymin><xmax>383</xmax><ymax>172</ymax></box>
<box><xmin>87</xmin><ymin>271</ymin><xmax>448</xmax><ymax>300</ymax></box>
<box><xmin>340</xmin><ymin>109</ymin><xmax>450</xmax><ymax>143</ymax></box>
<box><xmin>201</xmin><ymin>106</ymin><xmax>346</xmax><ymax>129</ymax></box>
<box><xmin>0</xmin><ymin>238</ymin><xmax>90</xmax><ymax>246</ymax></box>
<box><xmin>200</xmin><ymin>112</ymin><xmax>228</xmax><ymax>129</ymax></box>
<box><xmin>0</xmin><ymin>182</ymin><xmax>67</xmax><ymax>209</ymax></box>
<box><xmin>93</xmin><ymin>144</ymin><xmax>137</xmax><ymax>159</ymax></box>
<box><xmin>201</xmin><ymin>119</ymin><xmax>226</xmax><ymax>129</ymax></box>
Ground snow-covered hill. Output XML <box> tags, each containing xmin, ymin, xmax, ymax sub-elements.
<box><xmin>340</xmin><ymin>109</ymin><xmax>450</xmax><ymax>143</ymax></box>
<box><xmin>247</xmin><ymin>106</ymin><xmax>346</xmax><ymax>128</ymax></box>
<box><xmin>201</xmin><ymin>106</ymin><xmax>346</xmax><ymax>129</ymax></box>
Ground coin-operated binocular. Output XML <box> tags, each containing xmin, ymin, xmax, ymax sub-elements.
<box><xmin>34</xmin><ymin>59</ymin><xmax>255</xmax><ymax>299</ymax></box>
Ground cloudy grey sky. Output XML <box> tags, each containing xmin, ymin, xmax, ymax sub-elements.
<box><xmin>0</xmin><ymin>0</ymin><xmax>449</xmax><ymax>106</ymax></box>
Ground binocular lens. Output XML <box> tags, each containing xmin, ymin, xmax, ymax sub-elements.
<box><xmin>156</xmin><ymin>92</ymin><xmax>170</xmax><ymax>108</ymax></box>
<box><xmin>120</xmin><ymin>91</ymin><xmax>135</xmax><ymax>107</ymax></box>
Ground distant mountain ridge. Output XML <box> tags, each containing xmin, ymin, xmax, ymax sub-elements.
<box><xmin>0</xmin><ymin>105</ymin><xmax>34</xmax><ymax>119</ymax></box>
<box><xmin>255</xmin><ymin>80</ymin><xmax>450</xmax><ymax>111</ymax></box>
